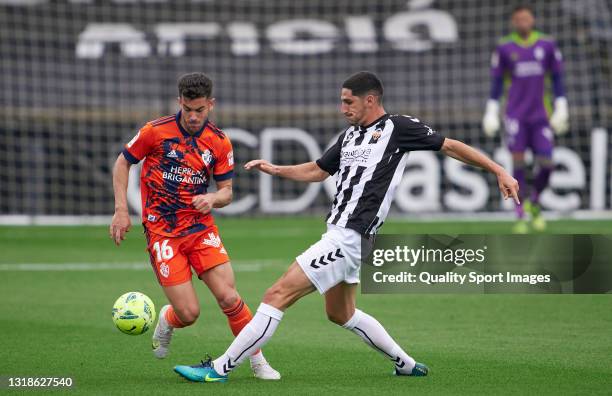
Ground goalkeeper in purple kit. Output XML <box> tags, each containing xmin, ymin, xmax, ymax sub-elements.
<box><xmin>482</xmin><ymin>5</ymin><xmax>568</xmax><ymax>233</ymax></box>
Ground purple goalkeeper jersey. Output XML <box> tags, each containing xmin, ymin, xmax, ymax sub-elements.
<box><xmin>491</xmin><ymin>31</ymin><xmax>563</xmax><ymax>122</ymax></box>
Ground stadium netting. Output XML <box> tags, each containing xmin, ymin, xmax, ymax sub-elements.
<box><xmin>0</xmin><ymin>0</ymin><xmax>610</xmax><ymax>218</ymax></box>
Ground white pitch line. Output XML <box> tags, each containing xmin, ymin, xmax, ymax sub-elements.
<box><xmin>0</xmin><ymin>260</ymin><xmax>285</xmax><ymax>272</ymax></box>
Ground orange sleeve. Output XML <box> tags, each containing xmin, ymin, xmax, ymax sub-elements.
<box><xmin>212</xmin><ymin>134</ymin><xmax>234</xmax><ymax>181</ymax></box>
<box><xmin>122</xmin><ymin>123</ymin><xmax>156</xmax><ymax>164</ymax></box>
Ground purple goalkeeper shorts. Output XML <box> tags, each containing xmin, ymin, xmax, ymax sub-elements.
<box><xmin>503</xmin><ymin>117</ymin><xmax>554</xmax><ymax>157</ymax></box>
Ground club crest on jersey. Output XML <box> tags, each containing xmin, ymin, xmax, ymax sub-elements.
<box><xmin>369</xmin><ymin>128</ymin><xmax>382</xmax><ymax>144</ymax></box>
<box><xmin>201</xmin><ymin>150</ymin><xmax>213</xmax><ymax>166</ymax></box>
<box><xmin>159</xmin><ymin>262</ymin><xmax>170</xmax><ymax>278</ymax></box>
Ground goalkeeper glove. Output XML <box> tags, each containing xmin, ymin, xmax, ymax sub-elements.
<box><xmin>482</xmin><ymin>99</ymin><xmax>500</xmax><ymax>137</ymax></box>
<box><xmin>550</xmin><ymin>97</ymin><xmax>569</xmax><ymax>135</ymax></box>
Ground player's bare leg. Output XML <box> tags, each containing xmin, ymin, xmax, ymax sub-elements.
<box><xmin>325</xmin><ymin>282</ymin><xmax>427</xmax><ymax>376</ymax></box>
<box><xmin>153</xmin><ymin>281</ymin><xmax>200</xmax><ymax>358</ymax></box>
<box><xmin>199</xmin><ymin>262</ymin><xmax>281</xmax><ymax>380</ymax></box>
<box><xmin>511</xmin><ymin>152</ymin><xmax>529</xmax><ymax>234</ymax></box>
<box><xmin>174</xmin><ymin>261</ymin><xmax>315</xmax><ymax>382</ymax></box>
<box><xmin>261</xmin><ymin>261</ymin><xmax>317</xmax><ymax>309</ymax></box>
<box><xmin>324</xmin><ymin>281</ymin><xmax>357</xmax><ymax>325</ymax></box>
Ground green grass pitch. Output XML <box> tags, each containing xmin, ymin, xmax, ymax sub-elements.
<box><xmin>1</xmin><ymin>218</ymin><xmax>611</xmax><ymax>395</ymax></box>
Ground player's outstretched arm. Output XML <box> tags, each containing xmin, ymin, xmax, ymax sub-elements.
<box><xmin>110</xmin><ymin>154</ymin><xmax>132</xmax><ymax>246</ymax></box>
<box><xmin>244</xmin><ymin>159</ymin><xmax>329</xmax><ymax>182</ymax></box>
<box><xmin>441</xmin><ymin>138</ymin><xmax>520</xmax><ymax>204</ymax></box>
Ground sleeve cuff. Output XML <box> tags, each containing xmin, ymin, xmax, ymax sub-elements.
<box><xmin>315</xmin><ymin>159</ymin><xmax>335</xmax><ymax>175</ymax></box>
<box><xmin>122</xmin><ymin>148</ymin><xmax>140</xmax><ymax>164</ymax></box>
<box><xmin>213</xmin><ymin>170</ymin><xmax>234</xmax><ymax>181</ymax></box>
<box><xmin>434</xmin><ymin>137</ymin><xmax>446</xmax><ymax>151</ymax></box>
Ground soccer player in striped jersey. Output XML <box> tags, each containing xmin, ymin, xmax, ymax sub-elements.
<box><xmin>482</xmin><ymin>5</ymin><xmax>569</xmax><ymax>233</ymax></box>
<box><xmin>174</xmin><ymin>71</ymin><xmax>519</xmax><ymax>382</ymax></box>
<box><xmin>110</xmin><ymin>72</ymin><xmax>279</xmax><ymax>380</ymax></box>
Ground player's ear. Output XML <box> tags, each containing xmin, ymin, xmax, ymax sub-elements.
<box><xmin>208</xmin><ymin>97</ymin><xmax>216</xmax><ymax>111</ymax></box>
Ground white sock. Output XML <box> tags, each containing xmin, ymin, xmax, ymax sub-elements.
<box><xmin>213</xmin><ymin>303</ymin><xmax>283</xmax><ymax>375</ymax></box>
<box><xmin>249</xmin><ymin>350</ymin><xmax>266</xmax><ymax>366</ymax></box>
<box><xmin>342</xmin><ymin>309</ymin><xmax>416</xmax><ymax>373</ymax></box>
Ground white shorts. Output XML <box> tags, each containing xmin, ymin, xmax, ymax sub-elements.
<box><xmin>296</xmin><ymin>224</ymin><xmax>370</xmax><ymax>294</ymax></box>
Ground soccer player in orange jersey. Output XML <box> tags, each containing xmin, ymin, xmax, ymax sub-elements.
<box><xmin>110</xmin><ymin>72</ymin><xmax>280</xmax><ymax>380</ymax></box>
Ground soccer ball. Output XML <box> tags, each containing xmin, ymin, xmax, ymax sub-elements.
<box><xmin>112</xmin><ymin>292</ymin><xmax>156</xmax><ymax>335</ymax></box>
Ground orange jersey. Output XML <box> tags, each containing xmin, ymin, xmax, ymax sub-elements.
<box><xmin>122</xmin><ymin>112</ymin><xmax>233</xmax><ymax>237</ymax></box>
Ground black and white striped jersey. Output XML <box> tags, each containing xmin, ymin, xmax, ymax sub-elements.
<box><xmin>316</xmin><ymin>114</ymin><xmax>445</xmax><ymax>236</ymax></box>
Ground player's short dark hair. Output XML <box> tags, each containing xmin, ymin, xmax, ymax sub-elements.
<box><xmin>178</xmin><ymin>72</ymin><xmax>213</xmax><ymax>99</ymax></box>
<box><xmin>342</xmin><ymin>71</ymin><xmax>384</xmax><ymax>99</ymax></box>
<box><xmin>512</xmin><ymin>5</ymin><xmax>534</xmax><ymax>15</ymax></box>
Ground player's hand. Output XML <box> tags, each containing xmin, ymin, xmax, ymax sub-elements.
<box><xmin>482</xmin><ymin>99</ymin><xmax>500</xmax><ymax>137</ymax></box>
<box><xmin>192</xmin><ymin>194</ymin><xmax>215</xmax><ymax>214</ymax></box>
<box><xmin>110</xmin><ymin>209</ymin><xmax>131</xmax><ymax>246</ymax></box>
<box><xmin>244</xmin><ymin>159</ymin><xmax>278</xmax><ymax>175</ymax></box>
<box><xmin>550</xmin><ymin>97</ymin><xmax>569</xmax><ymax>135</ymax></box>
<box><xmin>497</xmin><ymin>171</ymin><xmax>520</xmax><ymax>205</ymax></box>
